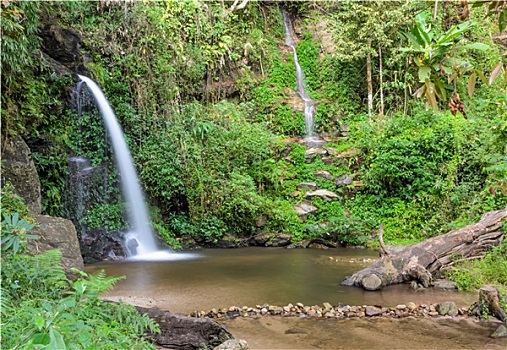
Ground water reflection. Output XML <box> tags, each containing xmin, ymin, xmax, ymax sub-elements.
<box><xmin>86</xmin><ymin>247</ymin><xmax>477</xmax><ymax>314</ymax></box>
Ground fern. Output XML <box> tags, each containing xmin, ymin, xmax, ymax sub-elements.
<box><xmin>71</xmin><ymin>268</ymin><xmax>125</xmax><ymax>299</ymax></box>
<box><xmin>1</xmin><ymin>249</ymin><xmax>69</xmax><ymax>302</ymax></box>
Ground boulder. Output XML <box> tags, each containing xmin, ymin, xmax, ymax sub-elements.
<box><xmin>305</xmin><ymin>148</ymin><xmax>327</xmax><ymax>157</ymax></box>
<box><xmin>436</xmin><ymin>301</ymin><xmax>458</xmax><ymax>317</ymax></box>
<box><xmin>335</xmin><ymin>174</ymin><xmax>355</xmax><ymax>186</ymax></box>
<box><xmin>298</xmin><ymin>182</ymin><xmax>317</xmax><ymax>191</ymax></box>
<box><xmin>267</xmin><ymin>234</ymin><xmax>292</xmax><ymax>247</ymax></box>
<box><xmin>1</xmin><ymin>136</ymin><xmax>42</xmax><ymax>215</ymax></box>
<box><xmin>28</xmin><ymin>215</ymin><xmax>84</xmax><ymax>274</ymax></box>
<box><xmin>79</xmin><ymin>228</ymin><xmax>128</xmax><ymax>263</ymax></box>
<box><xmin>305</xmin><ymin>189</ymin><xmax>339</xmax><ymax>200</ymax></box>
<box><xmin>294</xmin><ymin>201</ymin><xmax>318</xmax><ymax>217</ymax></box>
<box><xmin>314</xmin><ymin>170</ymin><xmax>334</xmax><ymax>180</ymax></box>
<box><xmin>334</xmin><ymin>148</ymin><xmax>361</xmax><ymax>159</ymax></box>
<box><xmin>136</xmin><ymin>306</ymin><xmax>234</xmax><ymax>349</ymax></box>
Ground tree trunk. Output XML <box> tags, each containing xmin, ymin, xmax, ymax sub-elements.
<box><xmin>378</xmin><ymin>45</ymin><xmax>384</xmax><ymax>118</ymax></box>
<box><xmin>366</xmin><ymin>41</ymin><xmax>373</xmax><ymax>120</ymax></box>
<box><xmin>342</xmin><ymin>207</ymin><xmax>507</xmax><ymax>291</ymax></box>
<box><xmin>469</xmin><ymin>286</ymin><xmax>507</xmax><ymax>322</ymax></box>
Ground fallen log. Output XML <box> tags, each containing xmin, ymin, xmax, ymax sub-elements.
<box><xmin>342</xmin><ymin>207</ymin><xmax>507</xmax><ymax>291</ymax></box>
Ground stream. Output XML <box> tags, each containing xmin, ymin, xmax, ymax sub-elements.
<box><xmin>86</xmin><ymin>247</ymin><xmax>505</xmax><ymax>349</ymax></box>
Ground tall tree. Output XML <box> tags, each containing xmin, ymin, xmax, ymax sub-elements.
<box><xmin>328</xmin><ymin>1</ymin><xmax>419</xmax><ymax>118</ymax></box>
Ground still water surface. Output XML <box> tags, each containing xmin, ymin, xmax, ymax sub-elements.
<box><xmin>86</xmin><ymin>247</ymin><xmax>477</xmax><ymax>314</ymax></box>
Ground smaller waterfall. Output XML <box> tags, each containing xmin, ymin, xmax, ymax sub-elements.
<box><xmin>282</xmin><ymin>9</ymin><xmax>316</xmax><ymax>137</ymax></box>
<box><xmin>77</xmin><ymin>75</ymin><xmax>160</xmax><ymax>258</ymax></box>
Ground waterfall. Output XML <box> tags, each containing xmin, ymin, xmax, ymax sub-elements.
<box><xmin>77</xmin><ymin>75</ymin><xmax>160</xmax><ymax>258</ymax></box>
<box><xmin>282</xmin><ymin>9</ymin><xmax>316</xmax><ymax>137</ymax></box>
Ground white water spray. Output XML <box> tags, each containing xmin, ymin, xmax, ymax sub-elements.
<box><xmin>282</xmin><ymin>9</ymin><xmax>316</xmax><ymax>137</ymax></box>
<box><xmin>78</xmin><ymin>75</ymin><xmax>161</xmax><ymax>258</ymax></box>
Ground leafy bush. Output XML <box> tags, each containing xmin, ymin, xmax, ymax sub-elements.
<box><xmin>447</xmin><ymin>239</ymin><xmax>507</xmax><ymax>291</ymax></box>
<box><xmin>1</xmin><ymin>247</ymin><xmax>159</xmax><ymax>349</ymax></box>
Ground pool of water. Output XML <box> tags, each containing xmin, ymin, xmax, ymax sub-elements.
<box><xmin>86</xmin><ymin>247</ymin><xmax>477</xmax><ymax>314</ymax></box>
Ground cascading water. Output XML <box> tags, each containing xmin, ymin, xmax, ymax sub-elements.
<box><xmin>77</xmin><ymin>75</ymin><xmax>161</xmax><ymax>259</ymax></box>
<box><xmin>282</xmin><ymin>9</ymin><xmax>316</xmax><ymax>137</ymax></box>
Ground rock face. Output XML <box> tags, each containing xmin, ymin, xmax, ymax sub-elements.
<box><xmin>1</xmin><ymin>136</ymin><xmax>42</xmax><ymax>215</ymax></box>
<box><xmin>136</xmin><ymin>307</ymin><xmax>234</xmax><ymax>350</ymax></box>
<box><xmin>28</xmin><ymin>215</ymin><xmax>84</xmax><ymax>274</ymax></box>
<box><xmin>39</xmin><ymin>12</ymin><xmax>87</xmax><ymax>73</ymax></box>
<box><xmin>79</xmin><ymin>229</ymin><xmax>128</xmax><ymax>263</ymax></box>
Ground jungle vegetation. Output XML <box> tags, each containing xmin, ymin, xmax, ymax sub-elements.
<box><xmin>1</xmin><ymin>0</ymin><xmax>506</xmax><ymax>321</ymax></box>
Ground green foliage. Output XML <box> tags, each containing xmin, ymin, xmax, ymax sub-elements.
<box><xmin>0</xmin><ymin>1</ymin><xmax>41</xmax><ymax>93</ymax></box>
<box><xmin>447</xmin><ymin>240</ymin><xmax>507</xmax><ymax>291</ymax></box>
<box><xmin>31</xmin><ymin>145</ymin><xmax>69</xmax><ymax>216</ymax></box>
<box><xmin>400</xmin><ymin>12</ymin><xmax>491</xmax><ymax>109</ymax></box>
<box><xmin>1</xmin><ymin>248</ymin><xmax>158</xmax><ymax>349</ymax></box>
<box><xmin>84</xmin><ymin>203</ymin><xmax>127</xmax><ymax>232</ymax></box>
<box><xmin>151</xmin><ymin>220</ymin><xmax>182</xmax><ymax>250</ymax></box>
<box><xmin>0</xmin><ymin>182</ymin><xmax>33</xmax><ymax>222</ymax></box>
<box><xmin>0</xmin><ymin>213</ymin><xmax>38</xmax><ymax>255</ymax></box>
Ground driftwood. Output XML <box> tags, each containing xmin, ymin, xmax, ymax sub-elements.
<box><xmin>342</xmin><ymin>207</ymin><xmax>507</xmax><ymax>291</ymax></box>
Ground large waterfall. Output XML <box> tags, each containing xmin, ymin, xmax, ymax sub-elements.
<box><xmin>77</xmin><ymin>75</ymin><xmax>159</xmax><ymax>258</ymax></box>
<box><xmin>282</xmin><ymin>9</ymin><xmax>316</xmax><ymax>137</ymax></box>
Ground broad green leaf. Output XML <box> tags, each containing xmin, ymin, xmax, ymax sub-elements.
<box><xmin>49</xmin><ymin>328</ymin><xmax>67</xmax><ymax>350</ymax></box>
<box><xmin>31</xmin><ymin>333</ymin><xmax>50</xmax><ymax>346</ymax></box>
<box><xmin>418</xmin><ymin>66</ymin><xmax>431</xmax><ymax>82</ymax></box>
<box><xmin>468</xmin><ymin>72</ymin><xmax>477</xmax><ymax>97</ymax></box>
<box><xmin>489</xmin><ymin>63</ymin><xmax>504</xmax><ymax>85</ymax></box>
<box><xmin>35</xmin><ymin>315</ymin><xmax>45</xmax><ymax>330</ymax></box>
<box><xmin>448</xmin><ymin>71</ymin><xmax>459</xmax><ymax>84</ymax></box>
<box><xmin>463</xmin><ymin>43</ymin><xmax>489</xmax><ymax>50</ymax></box>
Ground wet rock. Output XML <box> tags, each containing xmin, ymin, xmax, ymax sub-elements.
<box><xmin>28</xmin><ymin>215</ymin><xmax>84</xmax><ymax>277</ymax></box>
<box><xmin>266</xmin><ymin>234</ymin><xmax>292</xmax><ymax>247</ymax></box>
<box><xmin>436</xmin><ymin>301</ymin><xmax>458</xmax><ymax>316</ymax></box>
<box><xmin>287</xmin><ymin>240</ymin><xmax>311</xmax><ymax>249</ymax></box>
<box><xmin>216</xmin><ymin>234</ymin><xmax>241</xmax><ymax>248</ymax></box>
<box><xmin>433</xmin><ymin>279</ymin><xmax>458</xmax><ymax>290</ymax></box>
<box><xmin>79</xmin><ymin>228</ymin><xmax>128</xmax><ymax>263</ymax></box>
<box><xmin>250</xmin><ymin>232</ymin><xmax>274</xmax><ymax>246</ymax></box>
